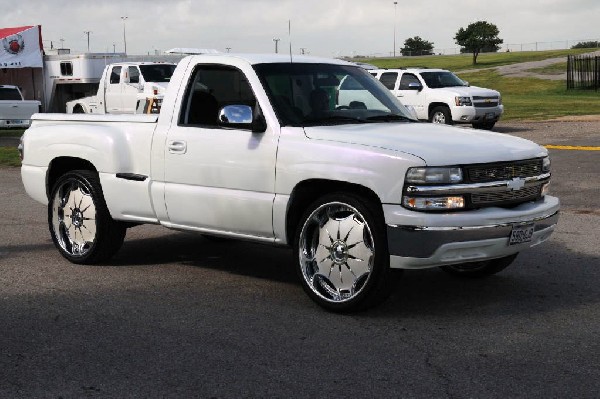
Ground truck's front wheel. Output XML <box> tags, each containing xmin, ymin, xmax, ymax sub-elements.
<box><xmin>49</xmin><ymin>170</ymin><xmax>126</xmax><ymax>264</ymax></box>
<box><xmin>294</xmin><ymin>193</ymin><xmax>393</xmax><ymax>312</ymax></box>
<box><xmin>429</xmin><ymin>106</ymin><xmax>452</xmax><ymax>125</ymax></box>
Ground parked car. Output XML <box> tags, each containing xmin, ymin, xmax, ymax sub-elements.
<box><xmin>20</xmin><ymin>54</ymin><xmax>558</xmax><ymax>312</ymax></box>
<box><xmin>66</xmin><ymin>62</ymin><xmax>176</xmax><ymax>114</ymax></box>
<box><xmin>368</xmin><ymin>68</ymin><xmax>503</xmax><ymax>130</ymax></box>
<box><xmin>0</xmin><ymin>85</ymin><xmax>41</xmax><ymax>128</ymax></box>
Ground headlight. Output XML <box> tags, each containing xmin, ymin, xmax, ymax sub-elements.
<box><xmin>542</xmin><ymin>156</ymin><xmax>551</xmax><ymax>173</ymax></box>
<box><xmin>403</xmin><ymin>196</ymin><xmax>465</xmax><ymax>210</ymax></box>
<box><xmin>405</xmin><ymin>167</ymin><xmax>463</xmax><ymax>184</ymax></box>
<box><xmin>455</xmin><ymin>96</ymin><xmax>472</xmax><ymax>106</ymax></box>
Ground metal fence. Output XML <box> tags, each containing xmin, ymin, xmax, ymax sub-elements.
<box><xmin>567</xmin><ymin>55</ymin><xmax>600</xmax><ymax>90</ymax></box>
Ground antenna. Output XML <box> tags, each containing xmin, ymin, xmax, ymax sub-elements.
<box><xmin>288</xmin><ymin>20</ymin><xmax>293</xmax><ymax>62</ymax></box>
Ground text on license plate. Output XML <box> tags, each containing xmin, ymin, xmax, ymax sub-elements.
<box><xmin>509</xmin><ymin>224</ymin><xmax>534</xmax><ymax>245</ymax></box>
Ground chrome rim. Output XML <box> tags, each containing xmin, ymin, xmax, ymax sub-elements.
<box><xmin>432</xmin><ymin>111</ymin><xmax>446</xmax><ymax>124</ymax></box>
<box><xmin>299</xmin><ymin>202</ymin><xmax>374</xmax><ymax>303</ymax></box>
<box><xmin>51</xmin><ymin>178</ymin><xmax>97</xmax><ymax>257</ymax></box>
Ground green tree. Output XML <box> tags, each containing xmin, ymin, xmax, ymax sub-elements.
<box><xmin>454</xmin><ymin>21</ymin><xmax>503</xmax><ymax>65</ymax></box>
<box><xmin>401</xmin><ymin>36</ymin><xmax>434</xmax><ymax>56</ymax></box>
<box><xmin>571</xmin><ymin>41</ymin><xmax>600</xmax><ymax>49</ymax></box>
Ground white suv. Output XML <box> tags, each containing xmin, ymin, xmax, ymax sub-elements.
<box><xmin>369</xmin><ymin>68</ymin><xmax>503</xmax><ymax>130</ymax></box>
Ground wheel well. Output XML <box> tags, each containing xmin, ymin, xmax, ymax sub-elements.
<box><xmin>285</xmin><ymin>179</ymin><xmax>383</xmax><ymax>244</ymax></box>
<box><xmin>72</xmin><ymin>104</ymin><xmax>85</xmax><ymax>113</ymax></box>
<box><xmin>428</xmin><ymin>102</ymin><xmax>450</xmax><ymax>116</ymax></box>
<box><xmin>46</xmin><ymin>157</ymin><xmax>97</xmax><ymax>199</ymax></box>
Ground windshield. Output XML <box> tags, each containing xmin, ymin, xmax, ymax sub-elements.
<box><xmin>420</xmin><ymin>71</ymin><xmax>467</xmax><ymax>88</ymax></box>
<box><xmin>0</xmin><ymin>87</ymin><xmax>22</xmax><ymax>101</ymax></box>
<box><xmin>253</xmin><ymin>63</ymin><xmax>415</xmax><ymax>127</ymax></box>
<box><xmin>139</xmin><ymin>64</ymin><xmax>177</xmax><ymax>83</ymax></box>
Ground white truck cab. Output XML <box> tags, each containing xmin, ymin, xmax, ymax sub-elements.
<box><xmin>369</xmin><ymin>68</ymin><xmax>504</xmax><ymax>130</ymax></box>
<box><xmin>66</xmin><ymin>62</ymin><xmax>176</xmax><ymax>114</ymax></box>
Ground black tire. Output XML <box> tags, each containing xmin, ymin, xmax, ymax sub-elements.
<box><xmin>429</xmin><ymin>106</ymin><xmax>453</xmax><ymax>125</ymax></box>
<box><xmin>440</xmin><ymin>253</ymin><xmax>518</xmax><ymax>278</ymax></box>
<box><xmin>472</xmin><ymin>122</ymin><xmax>496</xmax><ymax>130</ymax></box>
<box><xmin>73</xmin><ymin>105</ymin><xmax>85</xmax><ymax>114</ymax></box>
<box><xmin>293</xmin><ymin>192</ymin><xmax>394</xmax><ymax>312</ymax></box>
<box><xmin>48</xmin><ymin>170</ymin><xmax>126</xmax><ymax>264</ymax></box>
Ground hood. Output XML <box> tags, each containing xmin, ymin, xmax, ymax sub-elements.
<box><xmin>303</xmin><ymin>122</ymin><xmax>547</xmax><ymax>166</ymax></box>
<box><xmin>435</xmin><ymin>85</ymin><xmax>499</xmax><ymax>97</ymax></box>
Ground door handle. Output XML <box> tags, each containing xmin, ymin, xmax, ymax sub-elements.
<box><xmin>168</xmin><ymin>140</ymin><xmax>187</xmax><ymax>154</ymax></box>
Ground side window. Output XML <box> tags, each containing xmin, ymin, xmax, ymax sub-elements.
<box><xmin>60</xmin><ymin>62</ymin><xmax>73</xmax><ymax>76</ymax></box>
<box><xmin>379</xmin><ymin>72</ymin><xmax>398</xmax><ymax>90</ymax></box>
<box><xmin>128</xmin><ymin>66</ymin><xmax>140</xmax><ymax>84</ymax></box>
<box><xmin>180</xmin><ymin>64</ymin><xmax>256</xmax><ymax>127</ymax></box>
<box><xmin>399</xmin><ymin>73</ymin><xmax>420</xmax><ymax>90</ymax></box>
<box><xmin>110</xmin><ymin>66</ymin><xmax>122</xmax><ymax>84</ymax></box>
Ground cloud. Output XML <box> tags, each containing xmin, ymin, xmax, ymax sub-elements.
<box><xmin>0</xmin><ymin>0</ymin><xmax>598</xmax><ymax>56</ymax></box>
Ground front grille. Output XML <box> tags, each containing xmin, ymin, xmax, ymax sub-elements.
<box><xmin>472</xmin><ymin>96</ymin><xmax>499</xmax><ymax>108</ymax></box>
<box><xmin>474</xmin><ymin>102</ymin><xmax>498</xmax><ymax>108</ymax></box>
<box><xmin>471</xmin><ymin>184</ymin><xmax>542</xmax><ymax>206</ymax></box>
<box><xmin>467</xmin><ymin>159</ymin><xmax>543</xmax><ymax>183</ymax></box>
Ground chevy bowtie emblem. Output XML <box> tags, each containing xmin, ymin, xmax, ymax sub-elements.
<box><xmin>507</xmin><ymin>177</ymin><xmax>525</xmax><ymax>191</ymax></box>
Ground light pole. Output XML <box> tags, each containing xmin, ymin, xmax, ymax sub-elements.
<box><xmin>121</xmin><ymin>16</ymin><xmax>128</xmax><ymax>54</ymax></box>
<box><xmin>59</xmin><ymin>38</ymin><xmax>64</xmax><ymax>49</ymax></box>
<box><xmin>273</xmin><ymin>38</ymin><xmax>280</xmax><ymax>53</ymax></box>
<box><xmin>84</xmin><ymin>31</ymin><xmax>92</xmax><ymax>52</ymax></box>
<box><xmin>393</xmin><ymin>1</ymin><xmax>398</xmax><ymax>57</ymax></box>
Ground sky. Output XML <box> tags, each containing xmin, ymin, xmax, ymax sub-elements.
<box><xmin>2</xmin><ymin>0</ymin><xmax>599</xmax><ymax>57</ymax></box>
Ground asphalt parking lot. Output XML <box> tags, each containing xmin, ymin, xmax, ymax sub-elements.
<box><xmin>1</xmin><ymin>121</ymin><xmax>599</xmax><ymax>397</ymax></box>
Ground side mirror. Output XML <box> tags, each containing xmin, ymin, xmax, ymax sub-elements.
<box><xmin>219</xmin><ymin>105</ymin><xmax>253</xmax><ymax>124</ymax></box>
<box><xmin>408</xmin><ymin>82</ymin><xmax>423</xmax><ymax>91</ymax></box>
<box><xmin>218</xmin><ymin>104</ymin><xmax>266</xmax><ymax>133</ymax></box>
<box><xmin>464</xmin><ymin>81</ymin><xmax>470</xmax><ymax>87</ymax></box>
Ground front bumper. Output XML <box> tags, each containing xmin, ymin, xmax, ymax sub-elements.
<box><xmin>0</xmin><ymin>119</ymin><xmax>31</xmax><ymax>128</ymax></box>
<box><xmin>451</xmin><ymin>105</ymin><xmax>504</xmax><ymax>124</ymax></box>
<box><xmin>385</xmin><ymin>196</ymin><xmax>559</xmax><ymax>269</ymax></box>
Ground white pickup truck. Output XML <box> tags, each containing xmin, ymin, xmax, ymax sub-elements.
<box><xmin>66</xmin><ymin>62</ymin><xmax>176</xmax><ymax>114</ymax></box>
<box><xmin>0</xmin><ymin>85</ymin><xmax>41</xmax><ymax>128</ymax></box>
<box><xmin>367</xmin><ymin>68</ymin><xmax>504</xmax><ymax>130</ymax></box>
<box><xmin>20</xmin><ymin>54</ymin><xmax>559</xmax><ymax>312</ymax></box>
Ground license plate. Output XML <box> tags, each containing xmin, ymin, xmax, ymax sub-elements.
<box><xmin>509</xmin><ymin>224</ymin><xmax>534</xmax><ymax>245</ymax></box>
<box><xmin>485</xmin><ymin>112</ymin><xmax>495</xmax><ymax>120</ymax></box>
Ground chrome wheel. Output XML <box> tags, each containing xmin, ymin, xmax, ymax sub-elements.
<box><xmin>298</xmin><ymin>201</ymin><xmax>375</xmax><ymax>303</ymax></box>
<box><xmin>431</xmin><ymin>111</ymin><xmax>446</xmax><ymax>124</ymax></box>
<box><xmin>51</xmin><ymin>177</ymin><xmax>97</xmax><ymax>257</ymax></box>
<box><xmin>429</xmin><ymin>106</ymin><xmax>452</xmax><ymax>125</ymax></box>
<box><xmin>48</xmin><ymin>170</ymin><xmax>126</xmax><ymax>264</ymax></box>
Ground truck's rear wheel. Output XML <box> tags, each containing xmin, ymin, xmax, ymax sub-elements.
<box><xmin>440</xmin><ymin>254</ymin><xmax>518</xmax><ymax>278</ymax></box>
<box><xmin>429</xmin><ymin>106</ymin><xmax>452</xmax><ymax>125</ymax></box>
<box><xmin>294</xmin><ymin>193</ymin><xmax>393</xmax><ymax>312</ymax></box>
<box><xmin>49</xmin><ymin>170</ymin><xmax>126</xmax><ymax>264</ymax></box>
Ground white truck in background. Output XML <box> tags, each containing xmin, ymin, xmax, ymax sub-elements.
<box><xmin>0</xmin><ymin>85</ymin><xmax>41</xmax><ymax>128</ymax></box>
<box><xmin>66</xmin><ymin>62</ymin><xmax>176</xmax><ymax>114</ymax></box>
<box><xmin>368</xmin><ymin>68</ymin><xmax>504</xmax><ymax>130</ymax></box>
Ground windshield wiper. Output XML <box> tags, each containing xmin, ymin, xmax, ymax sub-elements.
<box><xmin>303</xmin><ymin>115</ymin><xmax>365</xmax><ymax>125</ymax></box>
<box><xmin>364</xmin><ymin>114</ymin><xmax>414</xmax><ymax>122</ymax></box>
